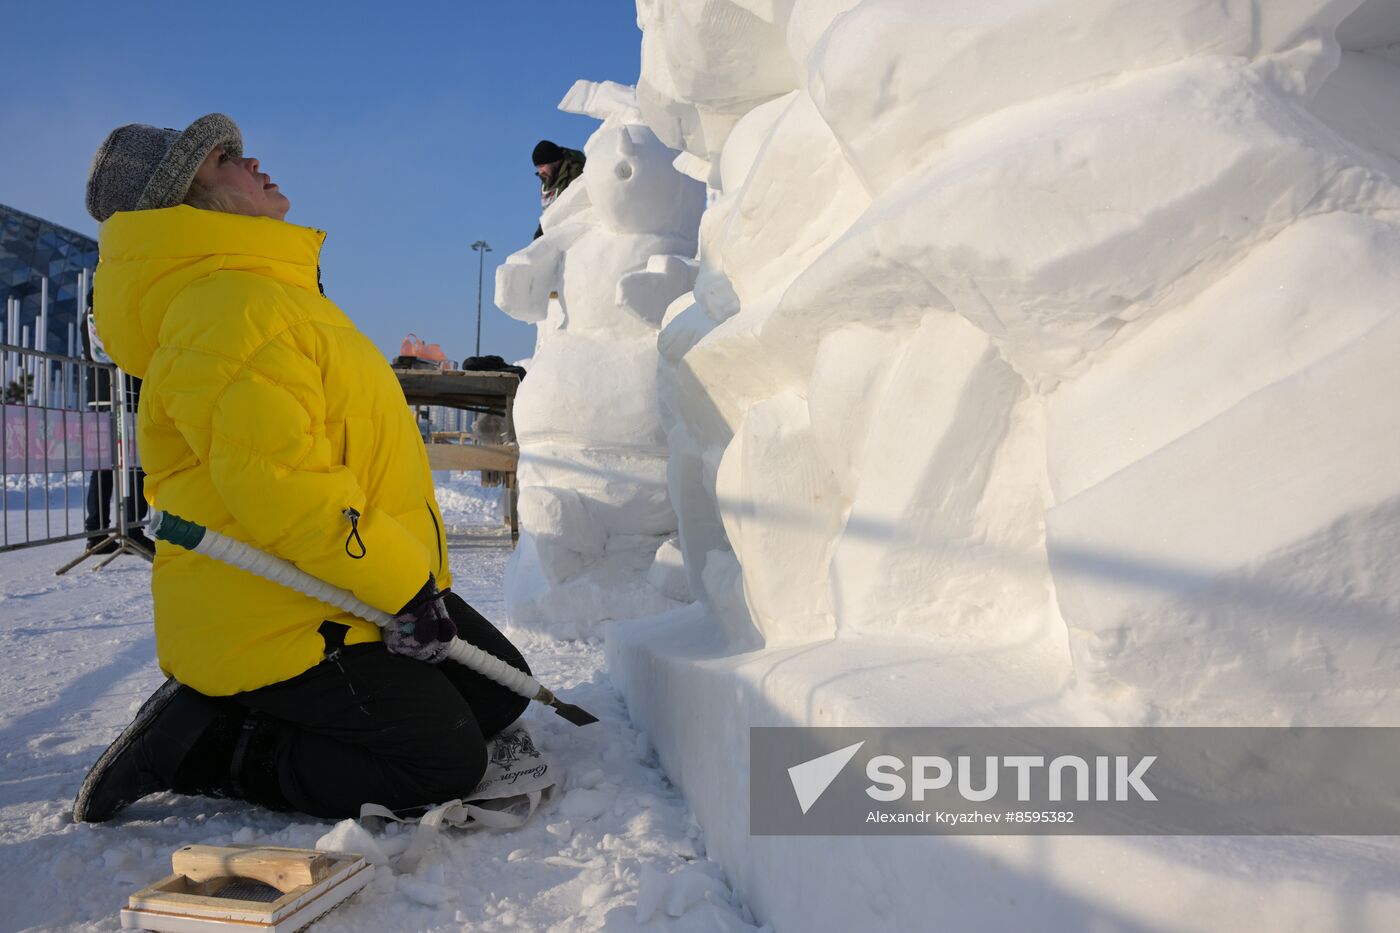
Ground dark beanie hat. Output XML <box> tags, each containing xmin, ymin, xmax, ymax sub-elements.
<box><xmin>532</xmin><ymin>140</ymin><xmax>564</xmax><ymax>166</ymax></box>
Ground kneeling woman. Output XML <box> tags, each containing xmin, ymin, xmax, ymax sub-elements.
<box><xmin>75</xmin><ymin>113</ymin><xmax>531</xmax><ymax>821</ymax></box>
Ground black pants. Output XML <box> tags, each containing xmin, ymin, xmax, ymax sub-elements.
<box><xmin>85</xmin><ymin>468</ymin><xmax>147</xmax><ymax>532</ymax></box>
<box><xmin>234</xmin><ymin>592</ymin><xmax>532</xmax><ymax>818</ymax></box>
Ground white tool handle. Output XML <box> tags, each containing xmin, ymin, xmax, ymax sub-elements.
<box><xmin>193</xmin><ymin>527</ymin><xmax>544</xmax><ymax>699</ymax></box>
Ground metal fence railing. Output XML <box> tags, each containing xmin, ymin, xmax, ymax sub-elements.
<box><xmin>0</xmin><ymin>341</ymin><xmax>151</xmax><ymax>571</ymax></box>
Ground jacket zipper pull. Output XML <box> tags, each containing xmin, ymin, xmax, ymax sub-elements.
<box><xmin>343</xmin><ymin>507</ymin><xmax>366</xmax><ymax>559</ymax></box>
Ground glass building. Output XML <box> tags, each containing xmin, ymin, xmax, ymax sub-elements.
<box><xmin>1</xmin><ymin>202</ymin><xmax>97</xmax><ymax>357</ymax></box>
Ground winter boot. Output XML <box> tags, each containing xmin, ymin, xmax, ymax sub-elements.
<box><xmin>73</xmin><ymin>678</ymin><xmax>241</xmax><ymax>822</ymax></box>
<box><xmin>126</xmin><ymin>529</ymin><xmax>156</xmax><ymax>556</ymax></box>
<box><xmin>167</xmin><ymin>705</ymin><xmax>248</xmax><ymax>798</ymax></box>
<box><xmin>225</xmin><ymin>713</ymin><xmax>293</xmax><ymax>812</ymax></box>
<box><xmin>169</xmin><ymin>712</ymin><xmax>292</xmax><ymax>812</ymax></box>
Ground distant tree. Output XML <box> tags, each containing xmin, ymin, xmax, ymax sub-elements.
<box><xmin>4</xmin><ymin>372</ymin><xmax>34</xmax><ymax>403</ymax></box>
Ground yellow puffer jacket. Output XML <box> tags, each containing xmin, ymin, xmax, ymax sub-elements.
<box><xmin>95</xmin><ymin>205</ymin><xmax>451</xmax><ymax>696</ymax></box>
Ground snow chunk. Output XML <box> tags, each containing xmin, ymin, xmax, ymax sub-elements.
<box><xmin>397</xmin><ymin>876</ymin><xmax>457</xmax><ymax>907</ymax></box>
<box><xmin>558</xmin><ymin>787</ymin><xmax>613</xmax><ymax>822</ymax></box>
<box><xmin>316</xmin><ymin>819</ymin><xmax>390</xmax><ymax>867</ymax></box>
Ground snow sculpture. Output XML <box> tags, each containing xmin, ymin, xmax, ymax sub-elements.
<box><xmin>495</xmin><ymin>80</ymin><xmax>706</xmax><ymax>637</ymax></box>
<box><xmin>639</xmin><ymin>0</ymin><xmax>1400</xmax><ymax>722</ymax></box>
<box><xmin>634</xmin><ymin>0</ymin><xmax>801</xmax><ymax>180</ymax></box>
<box><xmin>603</xmin><ymin>3</ymin><xmax>1400</xmax><ymax>930</ymax></box>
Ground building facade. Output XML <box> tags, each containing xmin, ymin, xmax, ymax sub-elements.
<box><xmin>1</xmin><ymin>202</ymin><xmax>97</xmax><ymax>357</ymax></box>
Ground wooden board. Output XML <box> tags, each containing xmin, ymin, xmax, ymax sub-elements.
<box><xmin>121</xmin><ymin>845</ymin><xmax>369</xmax><ymax>932</ymax></box>
<box><xmin>424</xmin><ymin>442</ymin><xmax>519</xmax><ymax>473</ymax></box>
<box><xmin>395</xmin><ymin>369</ymin><xmax>520</xmax><ymax>414</ymax></box>
<box><xmin>171</xmin><ymin>845</ymin><xmax>330</xmax><ymax>893</ymax></box>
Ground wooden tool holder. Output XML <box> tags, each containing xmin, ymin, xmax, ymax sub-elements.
<box><xmin>121</xmin><ymin>844</ymin><xmax>371</xmax><ymax>932</ymax></box>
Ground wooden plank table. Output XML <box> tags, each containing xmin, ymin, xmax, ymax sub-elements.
<box><xmin>394</xmin><ymin>368</ymin><xmax>522</xmax><ymax>541</ymax></box>
<box><xmin>395</xmin><ymin>368</ymin><xmax>520</xmax><ymax>415</ymax></box>
<box><xmin>423</xmin><ymin>440</ymin><xmax>518</xmax><ymax>473</ymax></box>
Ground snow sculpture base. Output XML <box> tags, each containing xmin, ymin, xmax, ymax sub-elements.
<box><xmin>608</xmin><ymin>609</ymin><xmax>1400</xmax><ymax>932</ymax></box>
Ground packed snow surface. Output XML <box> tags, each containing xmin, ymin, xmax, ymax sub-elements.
<box><xmin>0</xmin><ymin>518</ymin><xmax>761</xmax><ymax>932</ymax></box>
<box><xmin>432</xmin><ymin>471</ymin><xmax>506</xmax><ymax>532</ymax></box>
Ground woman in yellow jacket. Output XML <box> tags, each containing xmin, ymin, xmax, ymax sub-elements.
<box><xmin>74</xmin><ymin>113</ymin><xmax>532</xmax><ymax>821</ymax></box>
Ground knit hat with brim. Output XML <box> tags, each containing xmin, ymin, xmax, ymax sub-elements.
<box><xmin>85</xmin><ymin>113</ymin><xmax>243</xmax><ymax>223</ymax></box>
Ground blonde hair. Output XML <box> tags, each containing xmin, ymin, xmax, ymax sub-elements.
<box><xmin>183</xmin><ymin>176</ymin><xmax>245</xmax><ymax>215</ymax></box>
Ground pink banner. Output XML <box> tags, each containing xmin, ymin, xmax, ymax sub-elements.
<box><xmin>1</xmin><ymin>405</ymin><xmax>138</xmax><ymax>473</ymax></box>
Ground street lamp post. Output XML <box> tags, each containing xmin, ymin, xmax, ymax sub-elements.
<box><xmin>470</xmin><ymin>240</ymin><xmax>492</xmax><ymax>358</ymax></box>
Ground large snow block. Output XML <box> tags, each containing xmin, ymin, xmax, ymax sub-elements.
<box><xmin>606</xmin><ymin>610</ymin><xmax>1400</xmax><ymax>932</ymax></box>
<box><xmin>704</xmin><ymin>91</ymin><xmax>869</xmax><ymax>308</ymax></box>
<box><xmin>717</xmin><ymin>390</ymin><xmax>842</xmax><ymax>646</ymax></box>
<box><xmin>1047</xmin><ymin>312</ymin><xmax>1400</xmax><ymax>724</ymax></box>
<box><xmin>715</xmin><ymin>92</ymin><xmax>789</xmax><ymax>193</ymax></box>
<box><xmin>784</xmin><ymin>0</ymin><xmax>861</xmax><ymax>73</ymax></box>
<box><xmin>784</xmin><ymin>57</ymin><xmax>1395</xmax><ymax>382</ymax></box>
<box><xmin>827</xmin><ymin>313</ymin><xmax>1037</xmax><ymax>640</ymax></box>
<box><xmin>657</xmin><ymin>297</ymin><xmax>717</xmax><ymax>429</ymax></box>
<box><xmin>1047</xmin><ymin>212</ymin><xmax>1400</xmax><ymax>502</ymax></box>
<box><xmin>806</xmin><ymin>324</ymin><xmax>901</xmax><ymax>501</ymax></box>
<box><xmin>675</xmin><ymin>299</ymin><xmax>805</xmax><ymax>438</ymax></box>
<box><xmin>637</xmin><ymin>0</ymin><xmax>799</xmax><ymax>163</ymax></box>
<box><xmin>809</xmin><ymin>0</ymin><xmax>1365</xmax><ymax>195</ymax></box>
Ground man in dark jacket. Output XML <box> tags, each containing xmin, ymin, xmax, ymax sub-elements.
<box><xmin>532</xmin><ymin>140</ymin><xmax>585</xmax><ymax>240</ymax></box>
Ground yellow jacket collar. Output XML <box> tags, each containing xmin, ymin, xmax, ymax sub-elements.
<box><xmin>94</xmin><ymin>206</ymin><xmax>327</xmax><ymax>379</ymax></box>
<box><xmin>99</xmin><ymin>205</ymin><xmax>326</xmax><ymax>290</ymax></box>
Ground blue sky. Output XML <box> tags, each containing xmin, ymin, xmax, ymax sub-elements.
<box><xmin>1</xmin><ymin>1</ymin><xmax>643</xmax><ymax>365</ymax></box>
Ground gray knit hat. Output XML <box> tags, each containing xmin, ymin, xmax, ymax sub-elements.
<box><xmin>85</xmin><ymin>113</ymin><xmax>243</xmax><ymax>223</ymax></box>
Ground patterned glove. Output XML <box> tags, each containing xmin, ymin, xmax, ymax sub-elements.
<box><xmin>384</xmin><ymin>575</ymin><xmax>457</xmax><ymax>663</ymax></box>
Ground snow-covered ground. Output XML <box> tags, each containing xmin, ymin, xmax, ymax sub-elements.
<box><xmin>432</xmin><ymin>472</ymin><xmax>507</xmax><ymax>533</ymax></box>
<box><xmin>4</xmin><ymin>474</ymin><xmax>93</xmax><ymax>547</ymax></box>
<box><xmin>0</xmin><ymin>478</ymin><xmax>761</xmax><ymax>933</ymax></box>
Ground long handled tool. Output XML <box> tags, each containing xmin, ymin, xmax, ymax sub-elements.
<box><xmin>148</xmin><ymin>510</ymin><xmax>598</xmax><ymax>726</ymax></box>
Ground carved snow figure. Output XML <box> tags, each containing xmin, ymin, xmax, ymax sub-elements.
<box><xmin>639</xmin><ymin>0</ymin><xmax>1400</xmax><ymax>723</ymax></box>
<box><xmin>495</xmin><ymin>81</ymin><xmax>705</xmax><ymax>637</ymax></box>
<box><xmin>610</xmin><ymin>3</ymin><xmax>1400</xmax><ymax>931</ymax></box>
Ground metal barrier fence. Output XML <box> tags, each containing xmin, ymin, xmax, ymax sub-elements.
<box><xmin>0</xmin><ymin>341</ymin><xmax>150</xmax><ymax>570</ymax></box>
